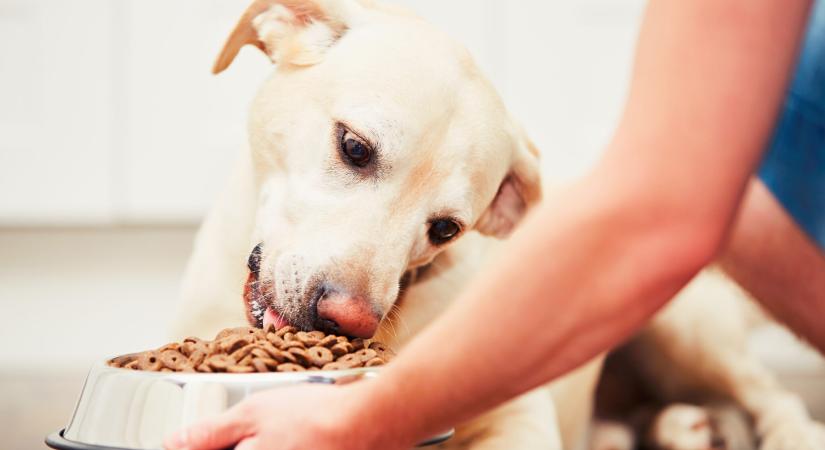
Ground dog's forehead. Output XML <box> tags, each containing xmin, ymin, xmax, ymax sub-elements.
<box><xmin>318</xmin><ymin>25</ymin><xmax>512</xmax><ymax>162</ymax></box>
<box><xmin>322</xmin><ymin>20</ymin><xmax>506</xmax><ymax>135</ymax></box>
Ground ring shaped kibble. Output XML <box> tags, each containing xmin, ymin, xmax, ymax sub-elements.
<box><xmin>307</xmin><ymin>346</ymin><xmax>334</xmax><ymax>367</ymax></box>
<box><xmin>137</xmin><ymin>351</ymin><xmax>162</xmax><ymax>371</ymax></box>
<box><xmin>108</xmin><ymin>325</ymin><xmax>394</xmax><ymax>373</ymax></box>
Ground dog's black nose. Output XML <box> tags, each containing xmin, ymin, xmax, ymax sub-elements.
<box><xmin>314</xmin><ymin>316</ymin><xmax>341</xmax><ymax>335</ymax></box>
<box><xmin>247</xmin><ymin>243</ymin><xmax>263</xmax><ymax>273</ymax></box>
<box><xmin>311</xmin><ymin>286</ymin><xmax>340</xmax><ymax>334</ymax></box>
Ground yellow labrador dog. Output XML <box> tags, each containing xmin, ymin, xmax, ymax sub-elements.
<box><xmin>174</xmin><ymin>1</ymin><xmax>825</xmax><ymax>449</ymax></box>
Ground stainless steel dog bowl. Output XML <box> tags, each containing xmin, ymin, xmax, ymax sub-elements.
<box><xmin>47</xmin><ymin>360</ymin><xmax>453</xmax><ymax>449</ymax></box>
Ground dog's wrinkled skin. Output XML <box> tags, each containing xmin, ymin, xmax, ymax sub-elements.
<box><xmin>175</xmin><ymin>1</ymin><xmax>824</xmax><ymax>449</ymax></box>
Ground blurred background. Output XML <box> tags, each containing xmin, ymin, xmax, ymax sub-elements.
<box><xmin>0</xmin><ymin>0</ymin><xmax>822</xmax><ymax>448</ymax></box>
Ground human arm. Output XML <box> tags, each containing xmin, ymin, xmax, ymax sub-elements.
<box><xmin>720</xmin><ymin>179</ymin><xmax>825</xmax><ymax>352</ymax></box>
<box><xmin>165</xmin><ymin>1</ymin><xmax>812</xmax><ymax>449</ymax></box>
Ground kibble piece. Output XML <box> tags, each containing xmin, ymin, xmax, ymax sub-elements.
<box><xmin>276</xmin><ymin>326</ymin><xmax>297</xmax><ymax>338</ymax></box>
<box><xmin>368</xmin><ymin>342</ymin><xmax>395</xmax><ymax>359</ymax></box>
<box><xmin>295</xmin><ymin>331</ymin><xmax>320</xmax><ymax>347</ymax></box>
<box><xmin>252</xmin><ymin>358</ymin><xmax>269</xmax><ymax>373</ymax></box>
<box><xmin>350</xmin><ymin>338</ymin><xmax>366</xmax><ymax>351</ymax></box>
<box><xmin>307</xmin><ymin>346</ymin><xmax>334</xmax><ymax>367</ymax></box>
<box><xmin>238</xmin><ymin>354</ymin><xmax>254</xmax><ymax>367</ymax></box>
<box><xmin>266</xmin><ymin>333</ymin><xmax>284</xmax><ymax>347</ymax></box>
<box><xmin>330</xmin><ymin>342</ymin><xmax>352</xmax><ymax>358</ymax></box>
<box><xmin>287</xmin><ymin>347</ymin><xmax>312</xmax><ymax>366</ymax></box>
<box><xmin>160</xmin><ymin>350</ymin><xmax>187</xmax><ymax>371</ymax></box>
<box><xmin>355</xmin><ymin>348</ymin><xmax>378</xmax><ymax>363</ymax></box>
<box><xmin>242</xmin><ymin>327</ymin><xmax>265</xmax><ymax>341</ymax></box>
<box><xmin>282</xmin><ymin>340</ymin><xmax>306</xmax><ymax>350</ymax></box>
<box><xmin>227</xmin><ymin>365</ymin><xmax>255</xmax><ymax>373</ymax></box>
<box><xmin>250</xmin><ymin>347</ymin><xmax>269</xmax><ymax>359</ymax></box>
<box><xmin>365</xmin><ymin>357</ymin><xmax>386</xmax><ymax>367</ymax></box>
<box><xmin>158</xmin><ymin>342</ymin><xmax>182</xmax><ymax>352</ymax></box>
<box><xmin>277</xmin><ymin>363</ymin><xmax>306</xmax><ymax>372</ymax></box>
<box><xmin>206</xmin><ymin>354</ymin><xmax>235</xmax><ymax>371</ymax></box>
<box><xmin>279</xmin><ymin>350</ymin><xmax>298</xmax><ymax>364</ymax></box>
<box><xmin>337</xmin><ymin>353</ymin><xmax>364</xmax><ymax>368</ymax></box>
<box><xmin>182</xmin><ymin>340</ymin><xmax>208</xmax><ymax>357</ymax></box>
<box><xmin>259</xmin><ymin>343</ymin><xmax>284</xmax><ymax>361</ymax></box>
<box><xmin>109</xmin><ymin>354</ymin><xmax>137</xmax><ymax>368</ymax></box>
<box><xmin>230</xmin><ymin>344</ymin><xmax>256</xmax><ymax>361</ymax></box>
<box><xmin>219</xmin><ymin>335</ymin><xmax>253</xmax><ymax>353</ymax></box>
<box><xmin>189</xmin><ymin>350</ymin><xmax>207</xmax><ymax>367</ymax></box>
<box><xmin>137</xmin><ymin>351</ymin><xmax>162</xmax><ymax>371</ymax></box>
<box><xmin>323</xmin><ymin>360</ymin><xmax>358</xmax><ymax>370</ymax></box>
<box><xmin>307</xmin><ymin>330</ymin><xmax>326</xmax><ymax>340</ymax></box>
<box><xmin>318</xmin><ymin>335</ymin><xmax>337</xmax><ymax>348</ymax></box>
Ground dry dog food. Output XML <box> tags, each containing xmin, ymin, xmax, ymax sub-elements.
<box><xmin>108</xmin><ymin>325</ymin><xmax>395</xmax><ymax>373</ymax></box>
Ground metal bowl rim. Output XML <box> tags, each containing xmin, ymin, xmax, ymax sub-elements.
<box><xmin>97</xmin><ymin>358</ymin><xmax>380</xmax><ymax>382</ymax></box>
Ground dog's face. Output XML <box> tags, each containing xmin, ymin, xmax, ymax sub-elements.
<box><xmin>217</xmin><ymin>0</ymin><xmax>541</xmax><ymax>338</ymax></box>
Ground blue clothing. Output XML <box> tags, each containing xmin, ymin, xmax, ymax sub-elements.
<box><xmin>758</xmin><ymin>0</ymin><xmax>825</xmax><ymax>249</ymax></box>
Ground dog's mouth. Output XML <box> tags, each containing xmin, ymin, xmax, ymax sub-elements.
<box><xmin>243</xmin><ymin>263</ymin><xmax>290</xmax><ymax>329</ymax></box>
<box><xmin>242</xmin><ymin>243</ymin><xmax>420</xmax><ymax>332</ymax></box>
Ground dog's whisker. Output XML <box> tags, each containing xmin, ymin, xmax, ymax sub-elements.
<box><xmin>384</xmin><ymin>309</ymin><xmax>400</xmax><ymax>341</ymax></box>
<box><xmin>386</xmin><ymin>304</ymin><xmax>410</xmax><ymax>341</ymax></box>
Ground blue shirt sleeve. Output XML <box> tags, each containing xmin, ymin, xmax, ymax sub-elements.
<box><xmin>758</xmin><ymin>0</ymin><xmax>825</xmax><ymax>250</ymax></box>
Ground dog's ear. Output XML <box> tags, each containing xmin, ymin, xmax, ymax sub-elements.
<box><xmin>213</xmin><ymin>0</ymin><xmax>356</xmax><ymax>74</ymax></box>
<box><xmin>475</xmin><ymin>129</ymin><xmax>542</xmax><ymax>239</ymax></box>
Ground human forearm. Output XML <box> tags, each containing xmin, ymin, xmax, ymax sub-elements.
<box><xmin>720</xmin><ymin>180</ymin><xmax>825</xmax><ymax>352</ymax></box>
<box><xmin>352</xmin><ymin>171</ymin><xmax>707</xmax><ymax>446</ymax></box>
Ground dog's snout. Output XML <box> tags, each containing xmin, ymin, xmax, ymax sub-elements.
<box><xmin>313</xmin><ymin>290</ymin><xmax>379</xmax><ymax>338</ymax></box>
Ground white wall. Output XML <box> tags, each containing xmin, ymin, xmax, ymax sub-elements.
<box><xmin>0</xmin><ymin>0</ymin><xmax>646</xmax><ymax>226</ymax></box>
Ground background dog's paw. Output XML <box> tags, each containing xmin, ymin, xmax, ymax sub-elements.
<box><xmin>648</xmin><ymin>404</ymin><xmax>722</xmax><ymax>450</ymax></box>
<box><xmin>704</xmin><ymin>403</ymin><xmax>756</xmax><ymax>450</ymax></box>
<box><xmin>759</xmin><ymin>420</ymin><xmax>825</xmax><ymax>450</ymax></box>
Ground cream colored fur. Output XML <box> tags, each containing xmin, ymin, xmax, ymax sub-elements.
<box><xmin>175</xmin><ymin>1</ymin><xmax>823</xmax><ymax>449</ymax></box>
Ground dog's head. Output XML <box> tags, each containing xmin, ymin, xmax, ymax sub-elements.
<box><xmin>219</xmin><ymin>0</ymin><xmax>542</xmax><ymax>338</ymax></box>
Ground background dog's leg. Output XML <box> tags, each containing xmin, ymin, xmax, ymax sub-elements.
<box><xmin>588</xmin><ymin>420</ymin><xmax>635</xmax><ymax>450</ymax></box>
<box><xmin>172</xmin><ymin>154</ymin><xmax>258</xmax><ymax>339</ymax></box>
<box><xmin>636</xmin><ymin>269</ymin><xmax>825</xmax><ymax>450</ymax></box>
<box><xmin>549</xmin><ymin>357</ymin><xmax>606</xmax><ymax>450</ymax></box>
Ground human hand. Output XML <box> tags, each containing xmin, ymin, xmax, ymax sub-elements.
<box><xmin>163</xmin><ymin>382</ymin><xmax>408</xmax><ymax>450</ymax></box>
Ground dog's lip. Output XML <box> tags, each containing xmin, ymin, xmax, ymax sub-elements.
<box><xmin>263</xmin><ymin>307</ymin><xmax>290</xmax><ymax>330</ymax></box>
<box><xmin>243</xmin><ymin>268</ymin><xmax>295</xmax><ymax>330</ymax></box>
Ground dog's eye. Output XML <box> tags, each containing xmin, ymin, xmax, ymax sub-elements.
<box><xmin>428</xmin><ymin>219</ymin><xmax>461</xmax><ymax>245</ymax></box>
<box><xmin>340</xmin><ymin>130</ymin><xmax>372</xmax><ymax>168</ymax></box>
